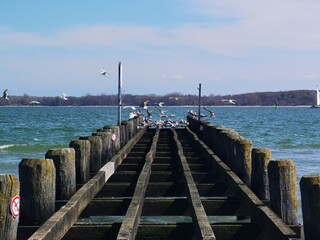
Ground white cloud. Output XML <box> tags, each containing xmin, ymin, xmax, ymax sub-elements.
<box><xmin>2</xmin><ymin>1</ymin><xmax>320</xmax><ymax>96</ymax></box>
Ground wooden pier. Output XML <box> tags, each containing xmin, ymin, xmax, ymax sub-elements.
<box><xmin>1</xmin><ymin>116</ymin><xmax>319</xmax><ymax>239</ymax></box>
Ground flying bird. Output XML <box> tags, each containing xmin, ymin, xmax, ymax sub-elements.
<box><xmin>140</xmin><ymin>100</ymin><xmax>150</xmax><ymax>109</ymax></box>
<box><xmin>169</xmin><ymin>96</ymin><xmax>180</xmax><ymax>101</ymax></box>
<box><xmin>61</xmin><ymin>93</ymin><xmax>68</xmax><ymax>100</ymax></box>
<box><xmin>100</xmin><ymin>68</ymin><xmax>109</xmax><ymax>76</ymax></box>
<box><xmin>203</xmin><ymin>107</ymin><xmax>216</xmax><ymax>118</ymax></box>
<box><xmin>154</xmin><ymin>102</ymin><xmax>165</xmax><ymax>107</ymax></box>
<box><xmin>2</xmin><ymin>89</ymin><xmax>9</xmax><ymax>100</ymax></box>
<box><xmin>222</xmin><ymin>99</ymin><xmax>236</xmax><ymax>104</ymax></box>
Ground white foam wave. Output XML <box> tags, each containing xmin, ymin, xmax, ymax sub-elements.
<box><xmin>0</xmin><ymin>144</ymin><xmax>15</xmax><ymax>150</ymax></box>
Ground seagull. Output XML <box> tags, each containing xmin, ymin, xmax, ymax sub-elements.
<box><xmin>169</xmin><ymin>96</ymin><xmax>180</xmax><ymax>101</ymax></box>
<box><xmin>123</xmin><ymin>106</ymin><xmax>138</xmax><ymax>119</ymax></box>
<box><xmin>203</xmin><ymin>107</ymin><xmax>216</xmax><ymax>118</ymax></box>
<box><xmin>147</xmin><ymin>109</ymin><xmax>153</xmax><ymax>118</ymax></box>
<box><xmin>155</xmin><ymin>105</ymin><xmax>168</xmax><ymax>118</ymax></box>
<box><xmin>61</xmin><ymin>93</ymin><xmax>68</xmax><ymax>100</ymax></box>
<box><xmin>100</xmin><ymin>68</ymin><xmax>109</xmax><ymax>76</ymax></box>
<box><xmin>154</xmin><ymin>102</ymin><xmax>165</xmax><ymax>107</ymax></box>
<box><xmin>140</xmin><ymin>100</ymin><xmax>149</xmax><ymax>109</ymax></box>
<box><xmin>222</xmin><ymin>99</ymin><xmax>236</xmax><ymax>104</ymax></box>
<box><xmin>2</xmin><ymin>89</ymin><xmax>9</xmax><ymax>100</ymax></box>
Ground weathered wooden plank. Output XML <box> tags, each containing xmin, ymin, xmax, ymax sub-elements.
<box><xmin>173</xmin><ymin>129</ymin><xmax>216</xmax><ymax>240</ymax></box>
<box><xmin>117</xmin><ymin>130</ymin><xmax>160</xmax><ymax>240</ymax></box>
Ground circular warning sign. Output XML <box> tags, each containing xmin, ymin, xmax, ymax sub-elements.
<box><xmin>10</xmin><ymin>195</ymin><xmax>20</xmax><ymax>218</ymax></box>
<box><xmin>111</xmin><ymin>133</ymin><xmax>117</xmax><ymax>141</ymax></box>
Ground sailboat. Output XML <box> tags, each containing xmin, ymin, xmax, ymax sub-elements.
<box><xmin>311</xmin><ymin>86</ymin><xmax>320</xmax><ymax>108</ymax></box>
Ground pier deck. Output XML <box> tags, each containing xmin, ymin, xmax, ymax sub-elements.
<box><xmin>18</xmin><ymin>127</ymin><xmax>302</xmax><ymax>240</ymax></box>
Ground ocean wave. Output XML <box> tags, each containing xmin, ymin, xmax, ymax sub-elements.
<box><xmin>0</xmin><ymin>144</ymin><xmax>18</xmax><ymax>150</ymax></box>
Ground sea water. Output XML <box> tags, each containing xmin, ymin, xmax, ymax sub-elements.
<box><xmin>1</xmin><ymin>106</ymin><xmax>319</xmax><ymax>223</ymax></box>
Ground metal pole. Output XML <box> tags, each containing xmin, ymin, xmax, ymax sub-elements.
<box><xmin>118</xmin><ymin>62</ymin><xmax>122</xmax><ymax>126</ymax></box>
<box><xmin>198</xmin><ymin>83</ymin><xmax>201</xmax><ymax>121</ymax></box>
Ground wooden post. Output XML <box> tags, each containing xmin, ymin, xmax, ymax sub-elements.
<box><xmin>45</xmin><ymin>148</ymin><xmax>76</xmax><ymax>200</ymax></box>
<box><xmin>93</xmin><ymin>131</ymin><xmax>109</xmax><ymax>164</ymax></box>
<box><xmin>97</xmin><ymin>129</ymin><xmax>113</xmax><ymax>160</ymax></box>
<box><xmin>103</xmin><ymin>125</ymin><xmax>121</xmax><ymax>154</ymax></box>
<box><xmin>251</xmin><ymin>148</ymin><xmax>272</xmax><ymax>200</ymax></box>
<box><xmin>79</xmin><ymin>135</ymin><xmax>102</xmax><ymax>174</ymax></box>
<box><xmin>69</xmin><ymin>140</ymin><xmax>90</xmax><ymax>184</ymax></box>
<box><xmin>0</xmin><ymin>174</ymin><xmax>19</xmax><ymax>240</ymax></box>
<box><xmin>225</xmin><ymin>129</ymin><xmax>240</xmax><ymax>171</ymax></box>
<box><xmin>300</xmin><ymin>174</ymin><xmax>320</xmax><ymax>239</ymax></box>
<box><xmin>234</xmin><ymin>138</ymin><xmax>252</xmax><ymax>187</ymax></box>
<box><xmin>19</xmin><ymin>159</ymin><xmax>55</xmax><ymax>225</ymax></box>
<box><xmin>120</xmin><ymin>123</ymin><xmax>127</xmax><ymax>148</ymax></box>
<box><xmin>268</xmin><ymin>159</ymin><xmax>298</xmax><ymax>225</ymax></box>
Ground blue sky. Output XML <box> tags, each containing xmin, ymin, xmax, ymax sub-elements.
<box><xmin>1</xmin><ymin>0</ymin><xmax>320</xmax><ymax>97</ymax></box>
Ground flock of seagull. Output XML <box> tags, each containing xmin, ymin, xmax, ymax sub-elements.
<box><xmin>123</xmin><ymin>97</ymin><xmax>236</xmax><ymax>129</ymax></box>
<box><xmin>3</xmin><ymin>68</ymin><xmax>236</xmax><ymax>129</ymax></box>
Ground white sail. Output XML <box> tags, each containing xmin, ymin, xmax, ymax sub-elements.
<box><xmin>317</xmin><ymin>86</ymin><xmax>320</xmax><ymax>106</ymax></box>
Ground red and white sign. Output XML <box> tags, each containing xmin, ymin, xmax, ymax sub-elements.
<box><xmin>10</xmin><ymin>195</ymin><xmax>20</xmax><ymax>218</ymax></box>
<box><xmin>111</xmin><ymin>133</ymin><xmax>117</xmax><ymax>141</ymax></box>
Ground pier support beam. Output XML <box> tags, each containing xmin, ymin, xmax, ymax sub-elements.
<box><xmin>268</xmin><ymin>159</ymin><xmax>298</xmax><ymax>225</ymax></box>
<box><xmin>19</xmin><ymin>159</ymin><xmax>56</xmax><ymax>225</ymax></box>
<box><xmin>300</xmin><ymin>174</ymin><xmax>320</xmax><ymax>239</ymax></box>
<box><xmin>0</xmin><ymin>174</ymin><xmax>19</xmax><ymax>240</ymax></box>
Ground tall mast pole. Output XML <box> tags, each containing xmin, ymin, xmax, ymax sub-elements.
<box><xmin>198</xmin><ymin>83</ymin><xmax>201</xmax><ymax>122</ymax></box>
<box><xmin>118</xmin><ymin>62</ymin><xmax>122</xmax><ymax>126</ymax></box>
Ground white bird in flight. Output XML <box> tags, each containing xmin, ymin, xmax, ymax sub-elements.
<box><xmin>100</xmin><ymin>68</ymin><xmax>109</xmax><ymax>76</ymax></box>
<box><xmin>154</xmin><ymin>102</ymin><xmax>165</xmax><ymax>107</ymax></box>
<box><xmin>140</xmin><ymin>100</ymin><xmax>150</xmax><ymax>109</ymax></box>
<box><xmin>2</xmin><ymin>89</ymin><xmax>9</xmax><ymax>100</ymax></box>
<box><xmin>222</xmin><ymin>99</ymin><xmax>236</xmax><ymax>104</ymax></box>
<box><xmin>203</xmin><ymin>107</ymin><xmax>216</xmax><ymax>118</ymax></box>
<box><xmin>61</xmin><ymin>93</ymin><xmax>68</xmax><ymax>100</ymax></box>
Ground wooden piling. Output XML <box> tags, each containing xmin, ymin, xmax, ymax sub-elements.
<box><xmin>234</xmin><ymin>138</ymin><xmax>252</xmax><ymax>187</ymax></box>
<box><xmin>97</xmin><ymin>129</ymin><xmax>113</xmax><ymax>160</ymax></box>
<box><xmin>45</xmin><ymin>148</ymin><xmax>76</xmax><ymax>200</ymax></box>
<box><xmin>0</xmin><ymin>174</ymin><xmax>19</xmax><ymax>240</ymax></box>
<box><xmin>79</xmin><ymin>135</ymin><xmax>102</xmax><ymax>174</ymax></box>
<box><xmin>268</xmin><ymin>159</ymin><xmax>298</xmax><ymax>225</ymax></box>
<box><xmin>93</xmin><ymin>131</ymin><xmax>110</xmax><ymax>164</ymax></box>
<box><xmin>19</xmin><ymin>159</ymin><xmax>55</xmax><ymax>225</ymax></box>
<box><xmin>300</xmin><ymin>174</ymin><xmax>320</xmax><ymax>239</ymax></box>
<box><xmin>69</xmin><ymin>140</ymin><xmax>90</xmax><ymax>184</ymax></box>
<box><xmin>251</xmin><ymin>148</ymin><xmax>272</xmax><ymax>200</ymax></box>
<box><xmin>103</xmin><ymin>125</ymin><xmax>121</xmax><ymax>154</ymax></box>
<box><xmin>120</xmin><ymin>124</ymin><xmax>126</xmax><ymax>148</ymax></box>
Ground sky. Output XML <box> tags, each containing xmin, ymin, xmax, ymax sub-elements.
<box><xmin>1</xmin><ymin>0</ymin><xmax>320</xmax><ymax>97</ymax></box>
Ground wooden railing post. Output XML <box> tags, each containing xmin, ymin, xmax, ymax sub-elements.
<box><xmin>0</xmin><ymin>174</ymin><xmax>19</xmax><ymax>240</ymax></box>
<box><xmin>268</xmin><ymin>159</ymin><xmax>298</xmax><ymax>225</ymax></box>
<box><xmin>79</xmin><ymin>135</ymin><xmax>102</xmax><ymax>174</ymax></box>
<box><xmin>234</xmin><ymin>138</ymin><xmax>252</xmax><ymax>187</ymax></box>
<box><xmin>69</xmin><ymin>140</ymin><xmax>90</xmax><ymax>184</ymax></box>
<box><xmin>45</xmin><ymin>148</ymin><xmax>76</xmax><ymax>200</ymax></box>
<box><xmin>251</xmin><ymin>148</ymin><xmax>272</xmax><ymax>200</ymax></box>
<box><xmin>300</xmin><ymin>174</ymin><xmax>320</xmax><ymax>239</ymax></box>
<box><xmin>19</xmin><ymin>159</ymin><xmax>55</xmax><ymax>225</ymax></box>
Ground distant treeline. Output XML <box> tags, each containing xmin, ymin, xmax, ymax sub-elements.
<box><xmin>0</xmin><ymin>90</ymin><xmax>317</xmax><ymax>106</ymax></box>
